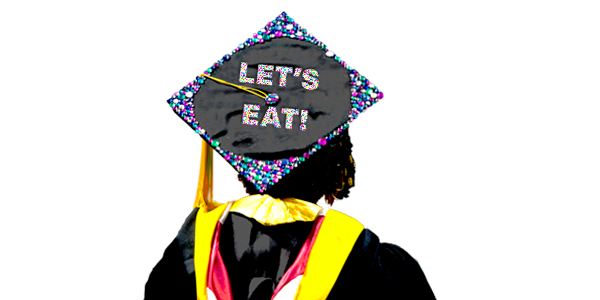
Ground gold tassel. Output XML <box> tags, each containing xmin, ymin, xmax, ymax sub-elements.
<box><xmin>194</xmin><ymin>140</ymin><xmax>219</xmax><ymax>212</ymax></box>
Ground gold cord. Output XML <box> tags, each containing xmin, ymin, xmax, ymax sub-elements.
<box><xmin>200</xmin><ymin>74</ymin><xmax>268</xmax><ymax>99</ymax></box>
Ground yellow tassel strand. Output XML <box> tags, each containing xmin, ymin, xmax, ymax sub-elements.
<box><xmin>193</xmin><ymin>140</ymin><xmax>220</xmax><ymax>211</ymax></box>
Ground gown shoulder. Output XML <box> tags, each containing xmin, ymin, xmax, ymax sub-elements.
<box><xmin>144</xmin><ymin>209</ymin><xmax>435</xmax><ymax>300</ymax></box>
<box><xmin>327</xmin><ymin>229</ymin><xmax>436</xmax><ymax>299</ymax></box>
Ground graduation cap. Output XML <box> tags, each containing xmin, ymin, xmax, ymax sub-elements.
<box><xmin>167</xmin><ymin>12</ymin><xmax>384</xmax><ymax>194</ymax></box>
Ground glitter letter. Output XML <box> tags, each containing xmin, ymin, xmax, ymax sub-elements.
<box><xmin>299</xmin><ymin>109</ymin><xmax>308</xmax><ymax>131</ymax></box>
<box><xmin>275</xmin><ymin>66</ymin><xmax>293</xmax><ymax>87</ymax></box>
<box><xmin>239</xmin><ymin>62</ymin><xmax>254</xmax><ymax>84</ymax></box>
<box><xmin>281</xmin><ymin>108</ymin><xmax>299</xmax><ymax>129</ymax></box>
<box><xmin>302</xmin><ymin>69</ymin><xmax>319</xmax><ymax>90</ymax></box>
<box><xmin>242</xmin><ymin>104</ymin><xmax>260</xmax><ymax>126</ymax></box>
<box><xmin>293</xmin><ymin>68</ymin><xmax>302</xmax><ymax>77</ymax></box>
<box><xmin>260</xmin><ymin>107</ymin><xmax>282</xmax><ymax>128</ymax></box>
<box><xmin>256</xmin><ymin>64</ymin><xmax>274</xmax><ymax>85</ymax></box>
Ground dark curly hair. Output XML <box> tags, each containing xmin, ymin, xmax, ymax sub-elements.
<box><xmin>238</xmin><ymin>131</ymin><xmax>355</xmax><ymax>205</ymax></box>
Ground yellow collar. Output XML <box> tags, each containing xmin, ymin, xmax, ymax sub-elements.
<box><xmin>227</xmin><ymin>194</ymin><xmax>323</xmax><ymax>226</ymax></box>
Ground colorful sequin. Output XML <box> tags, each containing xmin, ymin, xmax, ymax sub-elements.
<box><xmin>265</xmin><ymin>93</ymin><xmax>279</xmax><ymax>105</ymax></box>
<box><xmin>260</xmin><ymin>106</ymin><xmax>282</xmax><ymax>128</ymax></box>
<box><xmin>302</xmin><ymin>69</ymin><xmax>319</xmax><ymax>90</ymax></box>
<box><xmin>275</xmin><ymin>66</ymin><xmax>293</xmax><ymax>87</ymax></box>
<box><xmin>242</xmin><ymin>104</ymin><xmax>260</xmax><ymax>126</ymax></box>
<box><xmin>167</xmin><ymin>11</ymin><xmax>384</xmax><ymax>193</ymax></box>
<box><xmin>239</xmin><ymin>62</ymin><xmax>254</xmax><ymax>84</ymax></box>
<box><xmin>256</xmin><ymin>64</ymin><xmax>273</xmax><ymax>86</ymax></box>
<box><xmin>281</xmin><ymin>108</ymin><xmax>299</xmax><ymax>129</ymax></box>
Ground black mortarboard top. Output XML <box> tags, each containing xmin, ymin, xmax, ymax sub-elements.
<box><xmin>167</xmin><ymin>12</ymin><xmax>384</xmax><ymax>193</ymax></box>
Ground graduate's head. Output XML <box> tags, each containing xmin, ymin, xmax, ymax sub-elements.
<box><xmin>237</xmin><ymin>130</ymin><xmax>355</xmax><ymax>204</ymax></box>
<box><xmin>165</xmin><ymin>12</ymin><xmax>382</xmax><ymax>200</ymax></box>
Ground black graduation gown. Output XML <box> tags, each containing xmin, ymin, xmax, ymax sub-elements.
<box><xmin>145</xmin><ymin>208</ymin><xmax>436</xmax><ymax>300</ymax></box>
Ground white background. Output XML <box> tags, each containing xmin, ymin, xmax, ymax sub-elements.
<box><xmin>1</xmin><ymin>1</ymin><xmax>599</xmax><ymax>299</ymax></box>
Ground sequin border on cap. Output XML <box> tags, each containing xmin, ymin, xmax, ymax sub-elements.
<box><xmin>167</xmin><ymin>12</ymin><xmax>384</xmax><ymax>193</ymax></box>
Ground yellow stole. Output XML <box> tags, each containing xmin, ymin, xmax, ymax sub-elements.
<box><xmin>193</xmin><ymin>199</ymin><xmax>363</xmax><ymax>300</ymax></box>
